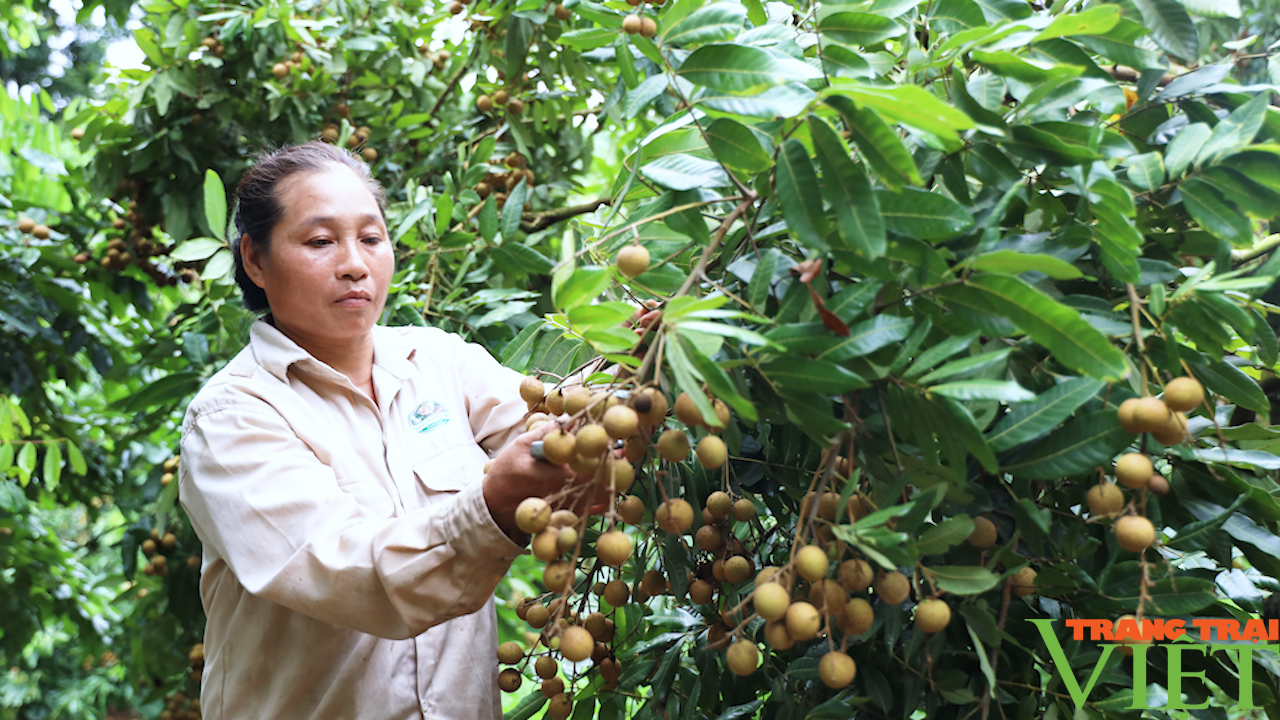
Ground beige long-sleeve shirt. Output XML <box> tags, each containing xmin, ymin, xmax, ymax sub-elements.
<box><xmin>179</xmin><ymin>320</ymin><xmax>530</xmax><ymax>720</ymax></box>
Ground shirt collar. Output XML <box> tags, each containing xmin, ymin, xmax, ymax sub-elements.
<box><xmin>249</xmin><ymin>319</ymin><xmax>417</xmax><ymax>384</ymax></box>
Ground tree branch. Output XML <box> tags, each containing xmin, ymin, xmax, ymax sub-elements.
<box><xmin>519</xmin><ymin>198</ymin><xmax>612</xmax><ymax>233</ymax></box>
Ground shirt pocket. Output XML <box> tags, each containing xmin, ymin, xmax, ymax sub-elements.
<box><xmin>334</xmin><ymin>476</ymin><xmax>397</xmax><ymax>518</ymax></box>
<box><xmin>412</xmin><ymin>446</ymin><xmax>480</xmax><ymax>497</ymax></box>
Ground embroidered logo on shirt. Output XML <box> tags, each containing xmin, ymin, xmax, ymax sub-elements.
<box><xmin>408</xmin><ymin>400</ymin><xmax>451</xmax><ymax>434</ymax></box>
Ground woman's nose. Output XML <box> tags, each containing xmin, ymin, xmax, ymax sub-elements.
<box><xmin>335</xmin><ymin>238</ymin><xmax>369</xmax><ymax>279</ymax></box>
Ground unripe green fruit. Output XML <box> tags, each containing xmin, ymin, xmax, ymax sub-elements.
<box><xmin>876</xmin><ymin>571</ymin><xmax>910</xmax><ymax>604</ymax></box>
<box><xmin>1115</xmin><ymin>515</ymin><xmax>1156</xmax><ymax>552</ymax></box>
<box><xmin>968</xmin><ymin>516</ymin><xmax>998</xmax><ymax>549</ymax></box>
<box><xmin>819</xmin><ymin>651</ymin><xmax>857</xmax><ymax>689</ymax></box>
<box><xmin>843</xmin><ymin>597</ymin><xmax>873</xmax><ymax>635</ymax></box>
<box><xmin>1087</xmin><ymin>483</ymin><xmax>1125</xmax><ymax>516</ymax></box>
<box><xmin>497</xmin><ymin>641</ymin><xmax>524</xmax><ymax>664</ymax></box>
<box><xmin>617</xmin><ymin>245</ymin><xmax>650</xmax><ymax>278</ymax></box>
<box><xmin>1164</xmin><ymin>376</ymin><xmax>1204</xmax><ymax>412</ymax></box>
<box><xmin>785</xmin><ymin>601</ymin><xmax>821</xmax><ymax>640</ymax></box>
<box><xmin>795</xmin><ymin>545</ymin><xmax>829</xmax><ymax>582</ymax></box>
<box><xmin>597</xmin><ymin>530</ymin><xmax>632</xmax><ymax>566</ymax></box>
<box><xmin>726</xmin><ymin>640</ymin><xmax>759</xmax><ymax>676</ymax></box>
<box><xmin>754</xmin><ymin>582</ymin><xmax>791</xmax><ymax>621</ymax></box>
<box><xmin>1114</xmin><ymin>453</ymin><xmax>1153</xmax><ymax>489</ymax></box>
<box><xmin>515</xmin><ymin>497</ymin><xmax>551</xmax><ymax>534</ymax></box>
<box><xmin>657</xmin><ymin>429</ymin><xmax>690</xmax><ymax>461</ymax></box>
<box><xmin>520</xmin><ymin>375</ymin><xmax>545</xmax><ymax>403</ymax></box>
<box><xmin>914</xmin><ymin>598</ymin><xmax>951</xmax><ymax>633</ymax></box>
<box><xmin>559</xmin><ymin>626</ymin><xmax>594</xmax><ymax>662</ymax></box>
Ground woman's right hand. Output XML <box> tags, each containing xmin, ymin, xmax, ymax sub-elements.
<box><xmin>482</xmin><ymin>423</ymin><xmax>607</xmax><ymax>541</ymax></box>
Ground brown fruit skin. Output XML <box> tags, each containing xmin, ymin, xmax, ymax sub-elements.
<box><xmin>656</xmin><ymin>499</ymin><xmax>694</xmax><ymax>533</ymax></box>
<box><xmin>689</xmin><ymin>579</ymin><xmax>715</xmax><ymax>605</ymax></box>
<box><xmin>32</xmin><ymin>225</ymin><xmax>50</xmax><ymax>239</ymax></box>
<box><xmin>819</xmin><ymin>651</ymin><xmax>857</xmax><ymax>689</ymax></box>
<box><xmin>535</xmin><ymin>656</ymin><xmax>558</xmax><ymax>679</ymax></box>
<box><xmin>695</xmin><ymin>525</ymin><xmax>724</xmax><ymax>552</ymax></box>
<box><xmin>555</xmin><ymin>4</ymin><xmax>571</xmax><ymax>20</ymax></box>
<box><xmin>1087</xmin><ymin>483</ymin><xmax>1125</xmax><ymax>516</ymax></box>
<box><xmin>636</xmin><ymin>388</ymin><xmax>668</xmax><ymax>425</ymax></box>
<box><xmin>838</xmin><ymin>558</ymin><xmax>874</xmax><ymax>593</ymax></box>
<box><xmin>754</xmin><ymin>582</ymin><xmax>791</xmax><ymax>621</ymax></box>
<box><xmin>603</xmin><ymin>579</ymin><xmax>630</xmax><ymax>607</ymax></box>
<box><xmin>763</xmin><ymin>620</ymin><xmax>795</xmax><ymax>650</ymax></box>
<box><xmin>602</xmin><ymin>405</ymin><xmax>639</xmax><ymax>439</ymax></box>
<box><xmin>559</xmin><ymin>626</ymin><xmax>594</xmax><ymax>662</ymax></box>
<box><xmin>706</xmin><ymin>491</ymin><xmax>732</xmax><ymax>518</ymax></box>
<box><xmin>968</xmin><ymin>516</ymin><xmax>998</xmax><ymax>549</ymax></box>
<box><xmin>657</xmin><ymin>429</ymin><xmax>690</xmax><ymax>462</ymax></box>
<box><xmin>497</xmin><ymin>640</ymin><xmax>524</xmax><ymax>664</ymax></box>
<box><xmin>543</xmin><ymin>560</ymin><xmax>574</xmax><ymax>593</ymax></box>
<box><xmin>1010</xmin><ymin>566</ymin><xmax>1037</xmax><ymax>597</ymax></box>
<box><xmin>617</xmin><ymin>495</ymin><xmax>645</xmax><ymax>524</ymax></box>
<box><xmin>617</xmin><ymin>244</ymin><xmax>650</xmax><ymax>278</ymax></box>
<box><xmin>726</xmin><ymin>640</ymin><xmax>759</xmax><ymax>676</ymax></box>
<box><xmin>547</xmin><ymin>693</ymin><xmax>572</xmax><ymax>720</ymax></box>
<box><xmin>476</xmin><ymin>94</ymin><xmax>494</xmax><ymax>112</ymax></box>
<box><xmin>272</xmin><ymin>62</ymin><xmax>289</xmax><ymax>78</ymax></box>
<box><xmin>362</xmin><ymin>147</ymin><xmax>378</xmax><ymax>163</ymax></box>
<box><xmin>597</xmin><ymin>530</ymin><xmax>633</xmax><ymax>567</ymax></box>
<box><xmin>1114</xmin><ymin>453</ymin><xmax>1153</xmax><ymax>490</ymax></box>
<box><xmin>519</xmin><ymin>375</ymin><xmax>545</xmax><ymax>403</ymax></box>
<box><xmin>875</xmin><ymin>571</ymin><xmax>911</xmax><ymax>604</ymax></box>
<box><xmin>785</xmin><ymin>601</ymin><xmax>821</xmax><ymax>640</ymax></box>
<box><xmin>1147</xmin><ymin>474</ymin><xmax>1170</xmax><ymax>496</ymax></box>
<box><xmin>1164</xmin><ymin>376</ymin><xmax>1204</xmax><ymax>413</ymax></box>
<box><xmin>542</xmin><ymin>430</ymin><xmax>577</xmax><ymax>465</ymax></box>
<box><xmin>541</xmin><ymin>678</ymin><xmax>565</xmax><ymax>698</ymax></box>
<box><xmin>576</xmin><ymin>423</ymin><xmax>611</xmax><ymax>458</ymax></box>
<box><xmin>696</xmin><ymin>435</ymin><xmax>728</xmax><ymax>469</ymax></box>
<box><xmin>1153</xmin><ymin>412</ymin><xmax>1188</xmax><ymax>446</ymax></box>
<box><xmin>515</xmin><ymin>497</ymin><xmax>552</xmax><ymax>534</ymax></box>
<box><xmin>674</xmin><ymin>393</ymin><xmax>703</xmax><ymax>426</ymax></box>
<box><xmin>508</xmin><ymin>98</ymin><xmax>525</xmax><ymax>115</ymax></box>
<box><xmin>622</xmin><ymin>13</ymin><xmax>642</xmax><ymax>34</ymax></box>
<box><xmin>498</xmin><ymin>667</ymin><xmax>522</xmax><ymax>692</ymax></box>
<box><xmin>1115</xmin><ymin>515</ymin><xmax>1157</xmax><ymax>552</ymax></box>
<box><xmin>732</xmin><ymin>498</ymin><xmax>756</xmax><ymax>522</ymax></box>
<box><xmin>71</xmin><ymin>127</ymin><xmax>84</xmax><ymax>140</ymax></box>
<box><xmin>723</xmin><ymin>555</ymin><xmax>752</xmax><ymax>584</ymax></box>
<box><xmin>640</xmin><ymin>17</ymin><xmax>657</xmax><ymax>37</ymax></box>
<box><xmin>17</xmin><ymin>218</ymin><xmax>34</xmax><ymax>233</ymax></box>
<box><xmin>1131</xmin><ymin>397</ymin><xmax>1171</xmax><ymax>433</ymax></box>
<box><xmin>914</xmin><ymin>598</ymin><xmax>951</xmax><ymax>633</ymax></box>
<box><xmin>795</xmin><ymin>545</ymin><xmax>830</xmax><ymax>582</ymax></box>
<box><xmin>843</xmin><ymin>597</ymin><xmax>874</xmax><ymax>635</ymax></box>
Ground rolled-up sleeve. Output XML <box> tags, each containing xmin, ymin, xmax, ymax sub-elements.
<box><xmin>179</xmin><ymin>396</ymin><xmax>523</xmax><ymax>641</ymax></box>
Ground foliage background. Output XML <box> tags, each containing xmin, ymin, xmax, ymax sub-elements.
<box><xmin>3</xmin><ymin>0</ymin><xmax>1280</xmax><ymax>716</ymax></box>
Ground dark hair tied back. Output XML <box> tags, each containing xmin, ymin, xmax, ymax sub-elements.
<box><xmin>231</xmin><ymin>141</ymin><xmax>387</xmax><ymax>313</ymax></box>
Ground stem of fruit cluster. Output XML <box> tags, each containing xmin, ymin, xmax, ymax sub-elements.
<box><xmin>1125</xmin><ymin>283</ymin><xmax>1149</xmax><ymax>391</ymax></box>
<box><xmin>675</xmin><ymin>194</ymin><xmax>757</xmax><ymax>298</ymax></box>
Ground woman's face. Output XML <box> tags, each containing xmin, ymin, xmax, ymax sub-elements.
<box><xmin>242</xmin><ymin>165</ymin><xmax>393</xmax><ymax>349</ymax></box>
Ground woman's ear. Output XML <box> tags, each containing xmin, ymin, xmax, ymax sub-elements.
<box><xmin>240</xmin><ymin>233</ymin><xmax>267</xmax><ymax>289</ymax></box>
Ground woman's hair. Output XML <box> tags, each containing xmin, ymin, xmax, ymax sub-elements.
<box><xmin>231</xmin><ymin>141</ymin><xmax>387</xmax><ymax>313</ymax></box>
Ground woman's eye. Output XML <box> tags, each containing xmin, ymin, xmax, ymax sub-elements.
<box><xmin>362</xmin><ymin>236</ymin><xmax>383</xmax><ymax>244</ymax></box>
<box><xmin>308</xmin><ymin>238</ymin><xmax>332</xmax><ymax>247</ymax></box>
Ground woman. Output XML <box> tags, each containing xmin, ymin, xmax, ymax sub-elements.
<box><xmin>179</xmin><ymin>141</ymin><xmax>584</xmax><ymax>720</ymax></box>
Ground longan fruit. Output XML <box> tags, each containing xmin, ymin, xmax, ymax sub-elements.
<box><xmin>547</xmin><ymin>693</ymin><xmax>572</xmax><ymax>720</ymax></box>
<box><xmin>1153</xmin><ymin>412</ymin><xmax>1188</xmax><ymax>446</ymax></box>
<box><xmin>603</xmin><ymin>579</ymin><xmax>630</xmax><ymax>607</ymax></box>
<box><xmin>622</xmin><ymin>13</ymin><xmax>642</xmax><ymax>34</ymax></box>
<box><xmin>838</xmin><ymin>558</ymin><xmax>874</xmax><ymax>593</ymax></box>
<box><xmin>563</xmin><ymin>386</ymin><xmax>592</xmax><ymax>415</ymax></box>
<box><xmin>17</xmin><ymin>217</ymin><xmax>34</xmax><ymax>233</ymax></box>
<box><xmin>1087</xmin><ymin>483</ymin><xmax>1125</xmax><ymax>516</ymax></box>
<box><xmin>785</xmin><ymin>601</ymin><xmax>821</xmax><ymax>640</ymax></box>
<box><xmin>515</xmin><ymin>497</ymin><xmax>552</xmax><ymax>534</ymax></box>
<box><xmin>32</xmin><ymin>225</ymin><xmax>50</xmax><ymax>239</ymax></box>
<box><xmin>726</xmin><ymin>640</ymin><xmax>758</xmax><ymax>676</ymax></box>
<box><xmin>1164</xmin><ymin>377</ymin><xmax>1204</xmax><ymax>413</ymax></box>
<box><xmin>549</xmin><ymin>509</ymin><xmax>579</xmax><ymax>528</ymax></box>
<box><xmin>1130</xmin><ymin>397</ymin><xmax>1171</xmax><ymax>433</ymax></box>
<box><xmin>542</xmin><ymin>560</ymin><xmax>574</xmax><ymax>593</ymax></box>
<box><xmin>1115</xmin><ymin>515</ymin><xmax>1156</xmax><ymax>552</ymax></box>
<box><xmin>763</xmin><ymin>620</ymin><xmax>795</xmax><ymax>650</ymax></box>
<box><xmin>875</xmin><ymin>571</ymin><xmax>910</xmax><ymax>604</ymax></box>
<box><xmin>497</xmin><ymin>641</ymin><xmax>524</xmax><ymax>664</ymax></box>
<box><xmin>843</xmin><ymin>597</ymin><xmax>874</xmax><ymax>635</ymax></box>
<box><xmin>1147</xmin><ymin>474</ymin><xmax>1170</xmax><ymax>495</ymax></box>
<box><xmin>1114</xmin><ymin>453</ymin><xmax>1153</xmax><ymax>490</ymax></box>
<box><xmin>535</xmin><ymin>655</ymin><xmax>558</xmax><ymax>679</ymax></box>
<box><xmin>541</xmin><ymin>677</ymin><xmax>565</xmax><ymax>698</ymax></box>
<box><xmin>754</xmin><ymin>582</ymin><xmax>791</xmax><ymax>621</ymax></box>
<box><xmin>617</xmin><ymin>245</ymin><xmax>650</xmax><ymax>278</ymax></box>
<box><xmin>819</xmin><ymin>651</ymin><xmax>856</xmax><ymax>689</ymax></box>
<box><xmin>531</xmin><ymin>529</ymin><xmax>560</xmax><ymax>562</ymax></box>
<box><xmin>1117</xmin><ymin>397</ymin><xmax>1143</xmax><ymax>433</ymax></box>
<box><xmin>476</xmin><ymin>94</ymin><xmax>494</xmax><ymax>112</ymax></box>
<box><xmin>555</xmin><ymin>526</ymin><xmax>578</xmax><ymax>553</ymax></box>
<box><xmin>639</xmin><ymin>17</ymin><xmax>657</xmax><ymax>37</ymax></box>
<box><xmin>498</xmin><ymin>668</ymin><xmax>522</xmax><ymax>692</ymax></box>
<box><xmin>272</xmin><ymin>62</ymin><xmax>289</xmax><ymax>78</ymax></box>
<box><xmin>723</xmin><ymin>556</ymin><xmax>752</xmax><ymax>584</ymax></box>
<box><xmin>635</xmin><ymin>388</ymin><xmax>668</xmax><ymax>425</ymax></box>
<box><xmin>575</xmin><ymin>423</ymin><xmax>611</xmax><ymax>458</ymax></box>
<box><xmin>914</xmin><ymin>598</ymin><xmax>951</xmax><ymax>633</ymax></box>
<box><xmin>696</xmin><ymin>436</ymin><xmax>728</xmax><ymax>469</ymax></box>
<box><xmin>673</xmin><ymin>393</ymin><xmax>702</xmax><ymax>426</ymax></box>
<box><xmin>520</xmin><ymin>375</ymin><xmax>545</xmax><ymax>403</ymax></box>
<box><xmin>602</xmin><ymin>405</ymin><xmax>640</xmax><ymax>440</ymax></box>
<box><xmin>1010</xmin><ymin>566</ymin><xmax>1037</xmax><ymax>597</ymax></box>
<box><xmin>968</xmin><ymin>516</ymin><xmax>998</xmax><ymax>549</ymax></box>
<box><xmin>655</xmin><ymin>499</ymin><xmax>694</xmax><ymax>534</ymax></box>
<box><xmin>362</xmin><ymin>147</ymin><xmax>377</xmax><ymax>163</ymax></box>
<box><xmin>640</xmin><ymin>569</ymin><xmax>667</xmax><ymax>597</ymax></box>
<box><xmin>706</xmin><ymin>491</ymin><xmax>732</xmax><ymax>519</ymax></box>
<box><xmin>507</xmin><ymin>98</ymin><xmax>525</xmax><ymax>115</ymax></box>
<box><xmin>795</xmin><ymin>545</ymin><xmax>830</xmax><ymax>582</ymax></box>
<box><xmin>541</xmin><ymin>430</ymin><xmax>576</xmax><ymax>464</ymax></box>
<box><xmin>161</xmin><ymin>532</ymin><xmax>177</xmax><ymax>551</ymax></box>
<box><xmin>597</xmin><ymin>530</ymin><xmax>633</xmax><ymax>567</ymax></box>
<box><xmin>732</xmin><ymin>498</ymin><xmax>756</xmax><ymax>522</ymax></box>
<box><xmin>657</xmin><ymin>429</ymin><xmax>690</xmax><ymax>461</ymax></box>
<box><xmin>559</xmin><ymin>626</ymin><xmax>593</xmax><ymax>662</ymax></box>
<box><xmin>695</xmin><ymin>525</ymin><xmax>724</xmax><ymax>552</ymax></box>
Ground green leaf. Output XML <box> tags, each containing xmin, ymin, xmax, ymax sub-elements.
<box><xmin>1192</xmin><ymin>358</ymin><xmax>1269</xmax><ymax>413</ymax></box>
<box><xmin>65</xmin><ymin>442</ymin><xmax>86</xmax><ymax>475</ymax></box>
<box><xmin>679</xmin><ymin>335</ymin><xmax>758</xmax><ymax>422</ymax></box>
<box><xmin>829</xmin><ymin>84</ymin><xmax>976</xmax><ymax>148</ymax></box>
<box><xmin>915</xmin><ymin>515</ymin><xmax>975</xmax><ymax>555</ymax></box>
<box><xmin>1180</xmin><ymin>0</ymin><xmax>1240</xmax><ymax>17</ymax></box>
<box><xmin>677</xmin><ymin>44</ymin><xmax>821</xmax><ymax>95</ymax></box>
<box><xmin>505</xmin><ymin>691</ymin><xmax>548</xmax><ymax>720</ymax></box>
<box><xmin>1164</xmin><ymin>123</ymin><xmax>1212</xmax><ymax>179</ymax></box>
<box><xmin>1000</xmin><ymin>410</ymin><xmax>1131</xmax><ymax>479</ymax></box>
<box><xmin>1197</xmin><ymin>93</ymin><xmax>1270</xmax><ymax>165</ymax></box>
<box><xmin>986</xmin><ymin>377</ymin><xmax>1104</xmax><ymax>451</ymax></box>
<box><xmin>170</xmin><ymin>237</ymin><xmax>227</xmax><ymax>262</ymax></box>
<box><xmin>818</xmin><ymin>13</ymin><xmax>906</xmax><ymax>45</ymax></box>
<box><xmin>661</xmin><ymin>2</ymin><xmax>746</xmax><ymax>46</ymax></box>
<box><xmin>822</xmin><ymin>46</ymin><xmax>875</xmax><ymax>79</ymax></box>
<box><xmin>818</xmin><ymin>315</ymin><xmax>915</xmax><ymax>362</ymax></box>
<box><xmin>905</xmin><ymin>332</ymin><xmax>978</xmax><ymax>377</ymax></box>
<box><xmin>1131</xmin><ymin>0</ymin><xmax>1198</xmax><ymax>59</ymax></box>
<box><xmin>705</xmin><ymin>119</ymin><xmax>773</xmax><ymax>174</ymax></box>
<box><xmin>676</xmin><ymin>321</ymin><xmax>772</xmax><ymax>347</ymax></box>
<box><xmin>1166</xmin><ymin>494</ymin><xmax>1247</xmax><ymax>550</ymax></box>
<box><xmin>1116</xmin><ymin>577</ymin><xmax>1217</xmax><ymax>614</ymax></box>
<box><xmin>1126</xmin><ymin>152</ymin><xmax>1166</xmax><ymax>192</ymax></box>
<box><xmin>943</xmin><ymin>275</ymin><xmax>1129</xmax><ymax>381</ymax></box>
<box><xmin>808</xmin><ymin>116</ymin><xmax>886</xmax><ymax>259</ymax></box>
<box><xmin>558</xmin><ymin>28</ymin><xmax>617</xmax><ymax>50</ymax></box>
<box><xmin>554</xmin><ymin>266</ymin><xmax>614</xmax><ymax>311</ymax></box>
<box><xmin>393</xmin><ymin>197</ymin><xmax>434</xmax><ymax>243</ymax></box>
<box><xmin>775</xmin><ymin>139</ymin><xmax>831</xmax><ymax>252</ymax></box>
<box><xmin>969</xmin><ymin>250</ymin><xmax>1083</xmax><ymax>279</ymax></box>
<box><xmin>827</xmin><ymin>96</ymin><xmax>922</xmax><ymax>191</ymax></box>
<box><xmin>928</xmin><ymin>565</ymin><xmax>1001</xmax><ymax>595</ymax></box>
<box><xmin>203</xmin><ymin>169</ymin><xmax>228</xmax><ymax>239</ymax></box>
<box><xmin>640</xmin><ymin>154</ymin><xmax>730</xmax><ymax>191</ymax></box>
<box><xmin>764</xmin><ymin>358</ymin><xmax>868</xmax><ymax>393</ymax></box>
<box><xmin>876</xmin><ymin>188</ymin><xmax>973</xmax><ymax>241</ymax></box>
<box><xmin>917</xmin><ymin>348</ymin><xmax>1011</xmax><ymax>384</ymax></box>
<box><xmin>42</xmin><ymin>443</ymin><xmax>61</xmax><ymax>491</ymax></box>
<box><xmin>1181</xmin><ymin>177</ymin><xmax>1253</xmax><ymax>247</ymax></box>
<box><xmin>930</xmin><ymin>379</ymin><xmax>1034</xmax><ymax>402</ymax></box>
<box><xmin>501</xmin><ymin>180</ymin><xmax>530</xmax><ymax>241</ymax></box>
<box><xmin>1093</xmin><ymin>206</ymin><xmax>1142</xmax><ymax>283</ymax></box>
<box><xmin>1032</xmin><ymin>5</ymin><xmax>1120</xmax><ymax>40</ymax></box>
<box><xmin>479</xmin><ymin>196</ymin><xmax>498</xmax><ymax>242</ymax></box>
<box><xmin>116</xmin><ymin>372</ymin><xmax>203</xmax><ymax>413</ymax></box>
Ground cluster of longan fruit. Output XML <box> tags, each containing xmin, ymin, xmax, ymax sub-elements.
<box><xmin>1088</xmin><ymin>377</ymin><xmax>1205</xmax><ymax>552</ymax></box>
<box><xmin>320</xmin><ymin>121</ymin><xmax>378</xmax><ymax>163</ymax></box>
<box><xmin>270</xmin><ymin>50</ymin><xmax>307</xmax><ymax>80</ymax></box>
<box><xmin>159</xmin><ymin>689</ymin><xmax>201</xmax><ymax>720</ymax></box>
<box><xmin>474</xmin><ymin>151</ymin><xmax>536</xmax><ymax>211</ymax></box>
<box><xmin>199</xmin><ymin>35</ymin><xmax>225</xmax><ymax>57</ymax></box>
<box><xmin>476</xmin><ymin>89</ymin><xmax>527</xmax><ymax>116</ymax></box>
<box><xmin>621</xmin><ymin>14</ymin><xmax>657</xmax><ymax>37</ymax></box>
<box><xmin>16</xmin><ymin>216</ymin><xmax>51</xmax><ymax>240</ymax></box>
